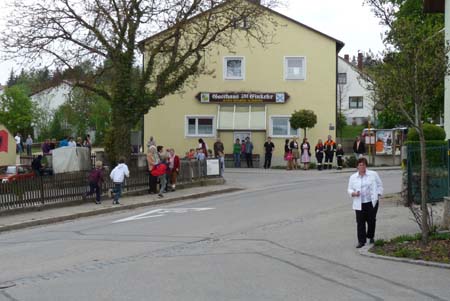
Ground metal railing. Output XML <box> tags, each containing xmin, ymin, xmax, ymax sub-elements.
<box><xmin>0</xmin><ymin>160</ymin><xmax>213</xmax><ymax>212</ymax></box>
<box><xmin>407</xmin><ymin>145</ymin><xmax>448</xmax><ymax>204</ymax></box>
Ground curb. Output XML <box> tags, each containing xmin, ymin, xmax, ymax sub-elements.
<box><xmin>359</xmin><ymin>245</ymin><xmax>450</xmax><ymax>270</ymax></box>
<box><xmin>0</xmin><ymin>187</ymin><xmax>243</xmax><ymax>233</ymax></box>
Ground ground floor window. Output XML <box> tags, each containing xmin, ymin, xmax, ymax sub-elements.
<box><xmin>270</xmin><ymin>116</ymin><xmax>298</xmax><ymax>137</ymax></box>
<box><xmin>186</xmin><ymin>116</ymin><xmax>215</xmax><ymax>137</ymax></box>
<box><xmin>218</xmin><ymin>104</ymin><xmax>266</xmax><ymax>130</ymax></box>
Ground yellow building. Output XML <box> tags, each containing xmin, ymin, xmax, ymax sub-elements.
<box><xmin>0</xmin><ymin>124</ymin><xmax>16</xmax><ymax>165</ymax></box>
<box><xmin>141</xmin><ymin>1</ymin><xmax>344</xmax><ymax>166</ymax></box>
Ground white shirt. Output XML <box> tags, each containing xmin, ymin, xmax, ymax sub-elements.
<box><xmin>68</xmin><ymin>141</ymin><xmax>77</xmax><ymax>147</ymax></box>
<box><xmin>14</xmin><ymin>135</ymin><xmax>20</xmax><ymax>145</ymax></box>
<box><xmin>347</xmin><ymin>169</ymin><xmax>383</xmax><ymax>210</ymax></box>
<box><xmin>110</xmin><ymin>163</ymin><xmax>130</xmax><ymax>183</ymax></box>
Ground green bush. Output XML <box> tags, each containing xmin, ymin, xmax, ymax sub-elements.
<box><xmin>345</xmin><ymin>156</ymin><xmax>357</xmax><ymax>168</ymax></box>
<box><xmin>407</xmin><ymin>124</ymin><xmax>446</xmax><ymax>141</ymax></box>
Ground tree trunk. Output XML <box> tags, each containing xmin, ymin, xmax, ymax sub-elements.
<box><xmin>418</xmin><ymin>127</ymin><xmax>429</xmax><ymax>245</ymax></box>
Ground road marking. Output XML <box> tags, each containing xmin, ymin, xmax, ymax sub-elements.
<box><xmin>113</xmin><ymin>208</ymin><xmax>214</xmax><ymax>224</ymax></box>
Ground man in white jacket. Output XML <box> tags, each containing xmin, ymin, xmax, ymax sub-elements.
<box><xmin>109</xmin><ymin>157</ymin><xmax>130</xmax><ymax>205</ymax></box>
<box><xmin>347</xmin><ymin>157</ymin><xmax>383</xmax><ymax>248</ymax></box>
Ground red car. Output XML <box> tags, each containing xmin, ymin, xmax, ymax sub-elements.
<box><xmin>0</xmin><ymin>165</ymin><xmax>35</xmax><ymax>183</ymax></box>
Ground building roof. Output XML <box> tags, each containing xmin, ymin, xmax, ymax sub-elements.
<box><xmin>138</xmin><ymin>0</ymin><xmax>344</xmax><ymax>52</ymax></box>
<box><xmin>338</xmin><ymin>56</ymin><xmax>371</xmax><ymax>80</ymax></box>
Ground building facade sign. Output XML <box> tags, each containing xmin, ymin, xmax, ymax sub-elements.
<box><xmin>197</xmin><ymin>92</ymin><xmax>289</xmax><ymax>104</ymax></box>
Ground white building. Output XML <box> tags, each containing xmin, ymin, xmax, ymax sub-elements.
<box><xmin>337</xmin><ymin>54</ymin><xmax>374</xmax><ymax>125</ymax></box>
<box><xmin>30</xmin><ymin>81</ymin><xmax>73</xmax><ymax>113</ymax></box>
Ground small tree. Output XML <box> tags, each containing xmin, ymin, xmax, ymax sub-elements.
<box><xmin>0</xmin><ymin>85</ymin><xmax>34</xmax><ymax>135</ymax></box>
<box><xmin>290</xmin><ymin>109</ymin><xmax>317</xmax><ymax>138</ymax></box>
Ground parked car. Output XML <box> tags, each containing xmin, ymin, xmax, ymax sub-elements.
<box><xmin>0</xmin><ymin>165</ymin><xmax>35</xmax><ymax>183</ymax></box>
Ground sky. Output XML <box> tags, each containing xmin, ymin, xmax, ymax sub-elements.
<box><xmin>0</xmin><ymin>0</ymin><xmax>386</xmax><ymax>85</ymax></box>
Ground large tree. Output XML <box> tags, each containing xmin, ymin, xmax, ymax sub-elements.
<box><xmin>1</xmin><ymin>0</ymin><xmax>280</xmax><ymax>163</ymax></box>
<box><xmin>364</xmin><ymin>0</ymin><xmax>448</xmax><ymax>244</ymax></box>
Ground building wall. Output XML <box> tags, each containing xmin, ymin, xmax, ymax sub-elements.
<box><xmin>0</xmin><ymin>124</ymin><xmax>17</xmax><ymax>165</ymax></box>
<box><xmin>144</xmin><ymin>12</ymin><xmax>338</xmax><ymax>164</ymax></box>
<box><xmin>338</xmin><ymin>57</ymin><xmax>374</xmax><ymax>125</ymax></box>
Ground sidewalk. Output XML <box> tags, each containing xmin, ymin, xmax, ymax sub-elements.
<box><xmin>0</xmin><ymin>180</ymin><xmax>242</xmax><ymax>233</ymax></box>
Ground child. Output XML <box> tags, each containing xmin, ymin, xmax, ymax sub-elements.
<box><xmin>86</xmin><ymin>161</ymin><xmax>104</xmax><ymax>204</ymax></box>
<box><xmin>151</xmin><ymin>154</ymin><xmax>169</xmax><ymax>197</ymax></box>
<box><xmin>336</xmin><ymin>144</ymin><xmax>344</xmax><ymax>170</ymax></box>
<box><xmin>218</xmin><ymin>151</ymin><xmax>225</xmax><ymax>176</ymax></box>
<box><xmin>109</xmin><ymin>157</ymin><xmax>130</xmax><ymax>204</ymax></box>
<box><xmin>196</xmin><ymin>148</ymin><xmax>205</xmax><ymax>160</ymax></box>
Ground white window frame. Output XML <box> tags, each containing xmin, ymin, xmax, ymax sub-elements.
<box><xmin>338</xmin><ymin>73</ymin><xmax>347</xmax><ymax>84</ymax></box>
<box><xmin>185</xmin><ymin>115</ymin><xmax>216</xmax><ymax>137</ymax></box>
<box><xmin>270</xmin><ymin>115</ymin><xmax>299</xmax><ymax>138</ymax></box>
<box><xmin>223</xmin><ymin>56</ymin><xmax>245</xmax><ymax>80</ymax></box>
<box><xmin>284</xmin><ymin>56</ymin><xmax>306</xmax><ymax>80</ymax></box>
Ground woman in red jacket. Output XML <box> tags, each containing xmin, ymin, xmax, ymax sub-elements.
<box><xmin>169</xmin><ymin>148</ymin><xmax>180</xmax><ymax>191</ymax></box>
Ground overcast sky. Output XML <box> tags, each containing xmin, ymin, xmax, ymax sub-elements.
<box><xmin>0</xmin><ymin>0</ymin><xmax>386</xmax><ymax>85</ymax></box>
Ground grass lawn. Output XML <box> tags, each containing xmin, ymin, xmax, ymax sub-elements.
<box><xmin>341</xmin><ymin>125</ymin><xmax>365</xmax><ymax>139</ymax></box>
<box><xmin>370</xmin><ymin>232</ymin><xmax>450</xmax><ymax>264</ymax></box>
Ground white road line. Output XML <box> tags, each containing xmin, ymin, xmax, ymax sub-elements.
<box><xmin>113</xmin><ymin>208</ymin><xmax>214</xmax><ymax>224</ymax></box>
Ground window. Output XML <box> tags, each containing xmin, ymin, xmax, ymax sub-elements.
<box><xmin>186</xmin><ymin>116</ymin><xmax>215</xmax><ymax>137</ymax></box>
<box><xmin>349</xmin><ymin>96</ymin><xmax>363</xmax><ymax>109</ymax></box>
<box><xmin>338</xmin><ymin>73</ymin><xmax>347</xmax><ymax>84</ymax></box>
<box><xmin>284</xmin><ymin>57</ymin><xmax>306</xmax><ymax>80</ymax></box>
<box><xmin>218</xmin><ymin>105</ymin><xmax>266</xmax><ymax>130</ymax></box>
<box><xmin>270</xmin><ymin>116</ymin><xmax>298</xmax><ymax>137</ymax></box>
<box><xmin>233</xmin><ymin>17</ymin><xmax>250</xmax><ymax>29</ymax></box>
<box><xmin>224</xmin><ymin>57</ymin><xmax>245</xmax><ymax>80</ymax></box>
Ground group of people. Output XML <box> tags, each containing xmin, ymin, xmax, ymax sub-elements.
<box><xmin>233</xmin><ymin>137</ymin><xmax>254</xmax><ymax>168</ymax></box>
<box><xmin>283</xmin><ymin>135</ymin><xmax>344</xmax><ymax>170</ymax></box>
<box><xmin>146</xmin><ymin>142</ymin><xmax>181</xmax><ymax>198</ymax></box>
<box><xmin>14</xmin><ymin>133</ymin><xmax>34</xmax><ymax>156</ymax></box>
<box><xmin>42</xmin><ymin>135</ymin><xmax>92</xmax><ymax>155</ymax></box>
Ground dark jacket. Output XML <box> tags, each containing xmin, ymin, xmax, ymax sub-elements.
<box><xmin>353</xmin><ymin>140</ymin><xmax>366</xmax><ymax>154</ymax></box>
<box><xmin>88</xmin><ymin>168</ymin><xmax>104</xmax><ymax>184</ymax></box>
<box><xmin>300</xmin><ymin>142</ymin><xmax>311</xmax><ymax>156</ymax></box>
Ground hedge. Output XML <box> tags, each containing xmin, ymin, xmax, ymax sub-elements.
<box><xmin>406</xmin><ymin>124</ymin><xmax>446</xmax><ymax>141</ymax></box>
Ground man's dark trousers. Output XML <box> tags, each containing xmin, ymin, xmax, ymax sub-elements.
<box><xmin>264</xmin><ymin>153</ymin><xmax>272</xmax><ymax>169</ymax></box>
<box><xmin>355</xmin><ymin>202</ymin><xmax>378</xmax><ymax>244</ymax></box>
<box><xmin>245</xmin><ymin>153</ymin><xmax>253</xmax><ymax>167</ymax></box>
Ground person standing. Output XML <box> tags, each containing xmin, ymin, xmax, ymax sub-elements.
<box><xmin>289</xmin><ymin>137</ymin><xmax>299</xmax><ymax>169</ymax></box>
<box><xmin>263</xmin><ymin>137</ymin><xmax>275</xmax><ymax>169</ymax></box>
<box><xmin>147</xmin><ymin>145</ymin><xmax>159</xmax><ymax>194</ymax></box>
<box><xmin>198</xmin><ymin>138</ymin><xmax>208</xmax><ymax>156</ymax></box>
<box><xmin>315</xmin><ymin>139</ymin><xmax>324</xmax><ymax>170</ymax></box>
<box><xmin>324</xmin><ymin>135</ymin><xmax>336</xmax><ymax>169</ymax></box>
<box><xmin>168</xmin><ymin>148</ymin><xmax>180</xmax><ymax>191</ymax></box>
<box><xmin>244</xmin><ymin>137</ymin><xmax>254</xmax><ymax>168</ymax></box>
<box><xmin>347</xmin><ymin>157</ymin><xmax>383</xmax><ymax>248</ymax></box>
<box><xmin>85</xmin><ymin>161</ymin><xmax>104</xmax><ymax>204</ymax></box>
<box><xmin>109</xmin><ymin>157</ymin><xmax>130</xmax><ymax>205</ymax></box>
<box><xmin>25</xmin><ymin>135</ymin><xmax>33</xmax><ymax>156</ymax></box>
<box><xmin>353</xmin><ymin>136</ymin><xmax>366</xmax><ymax>158</ymax></box>
<box><xmin>300</xmin><ymin>137</ymin><xmax>311</xmax><ymax>170</ymax></box>
<box><xmin>213</xmin><ymin>138</ymin><xmax>224</xmax><ymax>158</ymax></box>
<box><xmin>233</xmin><ymin>138</ymin><xmax>241</xmax><ymax>167</ymax></box>
<box><xmin>336</xmin><ymin>144</ymin><xmax>345</xmax><ymax>170</ymax></box>
<box><xmin>147</xmin><ymin>136</ymin><xmax>156</xmax><ymax>150</ymax></box>
<box><xmin>14</xmin><ymin>133</ymin><xmax>22</xmax><ymax>154</ymax></box>
<box><xmin>83</xmin><ymin>134</ymin><xmax>92</xmax><ymax>153</ymax></box>
<box><xmin>284</xmin><ymin>139</ymin><xmax>292</xmax><ymax>170</ymax></box>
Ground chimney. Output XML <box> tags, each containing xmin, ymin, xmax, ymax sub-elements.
<box><xmin>357</xmin><ymin>53</ymin><xmax>363</xmax><ymax>70</ymax></box>
<box><xmin>344</xmin><ymin>54</ymin><xmax>350</xmax><ymax>62</ymax></box>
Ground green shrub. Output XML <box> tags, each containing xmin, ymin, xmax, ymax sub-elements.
<box><xmin>345</xmin><ymin>156</ymin><xmax>357</xmax><ymax>168</ymax></box>
<box><xmin>407</xmin><ymin>124</ymin><xmax>446</xmax><ymax>141</ymax></box>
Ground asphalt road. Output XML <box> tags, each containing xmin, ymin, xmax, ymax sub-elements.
<box><xmin>0</xmin><ymin>169</ymin><xmax>449</xmax><ymax>301</ymax></box>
